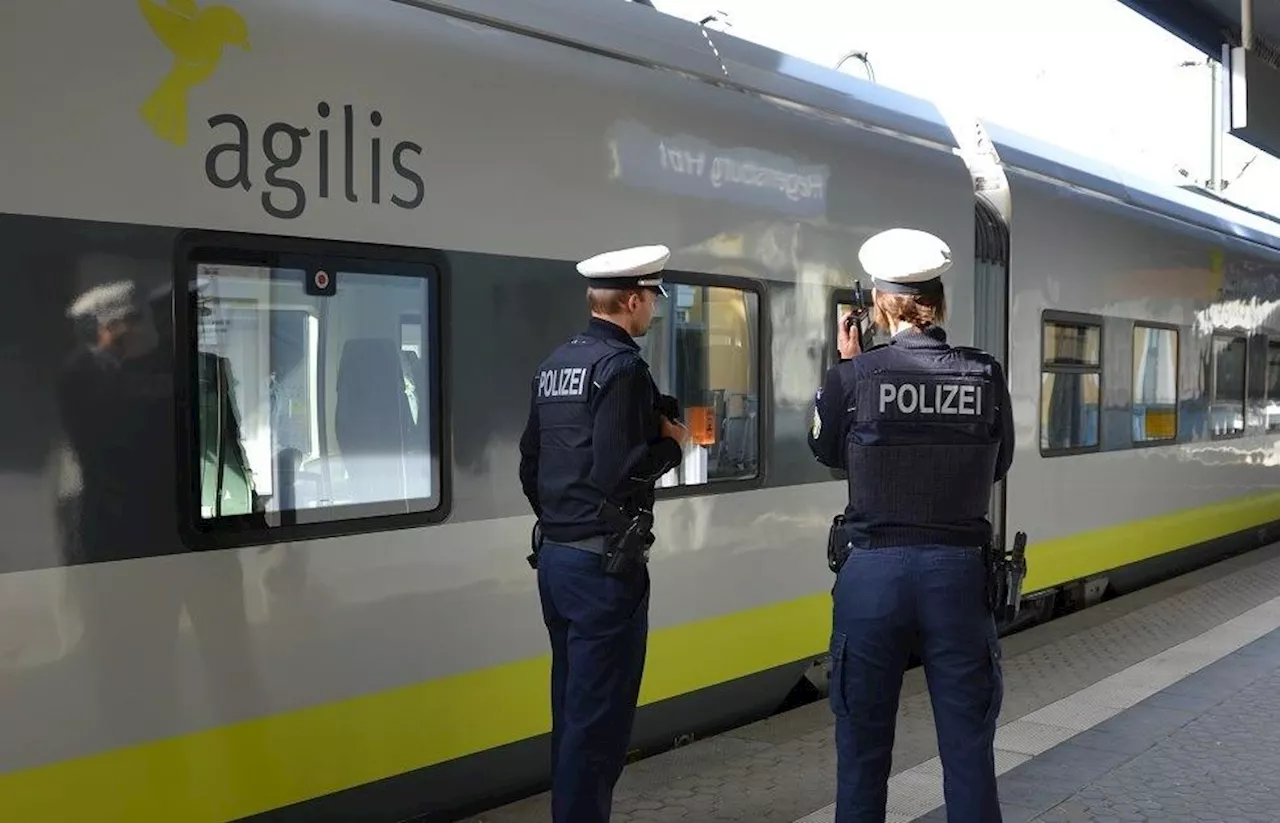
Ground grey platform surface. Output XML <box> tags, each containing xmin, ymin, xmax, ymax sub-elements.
<box><xmin>981</xmin><ymin>630</ymin><xmax>1280</xmax><ymax>823</ymax></box>
<box><xmin>464</xmin><ymin>543</ymin><xmax>1280</xmax><ymax>823</ymax></box>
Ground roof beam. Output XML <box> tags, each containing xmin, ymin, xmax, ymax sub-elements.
<box><xmin>1116</xmin><ymin>0</ymin><xmax>1238</xmax><ymax>56</ymax></box>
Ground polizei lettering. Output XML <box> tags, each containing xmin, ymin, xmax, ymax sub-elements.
<box><xmin>538</xmin><ymin>367</ymin><xmax>589</xmax><ymax>399</ymax></box>
<box><xmin>204</xmin><ymin>102</ymin><xmax>425</xmax><ymax>220</ymax></box>
<box><xmin>879</xmin><ymin>382</ymin><xmax>982</xmax><ymax>415</ymax></box>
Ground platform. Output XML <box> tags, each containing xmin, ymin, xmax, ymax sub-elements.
<box><xmin>465</xmin><ymin>543</ymin><xmax>1280</xmax><ymax>823</ymax></box>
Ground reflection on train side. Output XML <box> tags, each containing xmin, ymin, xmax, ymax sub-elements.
<box><xmin>637</xmin><ymin>283</ymin><xmax>761</xmax><ymax>489</ymax></box>
<box><xmin>1038</xmin><ymin>296</ymin><xmax>1280</xmax><ymax>456</ymax></box>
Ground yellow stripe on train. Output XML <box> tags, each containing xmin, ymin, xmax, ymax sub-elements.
<box><xmin>1</xmin><ymin>491</ymin><xmax>1277</xmax><ymax>822</ymax></box>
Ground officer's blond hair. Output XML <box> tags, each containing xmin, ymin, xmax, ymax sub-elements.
<box><xmin>872</xmin><ymin>289</ymin><xmax>946</xmax><ymax>332</ymax></box>
<box><xmin>586</xmin><ymin>287</ymin><xmax>644</xmax><ymax>315</ymax></box>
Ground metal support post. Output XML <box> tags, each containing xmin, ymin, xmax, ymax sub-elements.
<box><xmin>1210</xmin><ymin>58</ymin><xmax>1224</xmax><ymax>191</ymax></box>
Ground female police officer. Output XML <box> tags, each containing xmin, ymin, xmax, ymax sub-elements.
<box><xmin>807</xmin><ymin>228</ymin><xmax>1015</xmax><ymax>823</ymax></box>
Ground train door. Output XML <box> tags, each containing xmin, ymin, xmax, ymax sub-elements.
<box><xmin>974</xmin><ymin>194</ymin><xmax>1011</xmax><ymax>552</ymax></box>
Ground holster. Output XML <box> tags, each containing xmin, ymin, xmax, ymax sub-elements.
<box><xmin>982</xmin><ymin>544</ymin><xmax>1005</xmax><ymax>614</ymax></box>
<box><xmin>527</xmin><ymin>521</ymin><xmax>543</xmax><ymax>570</ymax></box>
<box><xmin>601</xmin><ymin>509</ymin><xmax>654</xmax><ymax>576</ymax></box>
<box><xmin>827</xmin><ymin>514</ymin><xmax>851</xmax><ymax>574</ymax></box>
<box><xmin>984</xmin><ymin>533</ymin><xmax>1029</xmax><ymax>621</ymax></box>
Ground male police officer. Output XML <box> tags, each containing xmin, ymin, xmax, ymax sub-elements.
<box><xmin>518</xmin><ymin>245</ymin><xmax>692</xmax><ymax>823</ymax></box>
<box><xmin>808</xmin><ymin>228</ymin><xmax>1015</xmax><ymax>823</ymax></box>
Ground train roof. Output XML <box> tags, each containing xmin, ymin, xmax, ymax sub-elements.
<box><xmin>986</xmin><ymin>121</ymin><xmax>1280</xmax><ymax>254</ymax></box>
<box><xmin>413</xmin><ymin>0</ymin><xmax>960</xmax><ymax>149</ymax></box>
<box><xmin>419</xmin><ymin>0</ymin><xmax>1280</xmax><ymax>256</ymax></box>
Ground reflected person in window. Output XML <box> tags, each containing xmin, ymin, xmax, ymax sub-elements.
<box><xmin>807</xmin><ymin>229</ymin><xmax>1015</xmax><ymax>823</ymax></box>
<box><xmin>518</xmin><ymin>245</ymin><xmax>691</xmax><ymax>823</ymax></box>
<box><xmin>57</xmin><ymin>281</ymin><xmax>155</xmax><ymax>565</ymax></box>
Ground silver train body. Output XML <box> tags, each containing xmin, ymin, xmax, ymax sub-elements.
<box><xmin>2</xmin><ymin>1</ymin><xmax>1280</xmax><ymax>820</ymax></box>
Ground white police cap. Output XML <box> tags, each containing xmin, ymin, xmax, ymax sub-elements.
<box><xmin>858</xmin><ymin>228</ymin><xmax>952</xmax><ymax>295</ymax></box>
<box><xmin>66</xmin><ymin>281</ymin><xmax>140</xmax><ymax>324</ymax></box>
<box><xmin>576</xmin><ymin>244</ymin><xmax>670</xmax><ymax>297</ymax></box>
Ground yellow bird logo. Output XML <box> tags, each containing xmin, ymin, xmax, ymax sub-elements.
<box><xmin>138</xmin><ymin>0</ymin><xmax>251</xmax><ymax>146</ymax></box>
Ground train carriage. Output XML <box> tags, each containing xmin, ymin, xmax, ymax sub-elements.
<box><xmin>1</xmin><ymin>1</ymin><xmax>1279</xmax><ymax>821</ymax></box>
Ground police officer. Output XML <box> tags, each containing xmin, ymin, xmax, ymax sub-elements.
<box><xmin>518</xmin><ymin>244</ymin><xmax>692</xmax><ymax>823</ymax></box>
<box><xmin>808</xmin><ymin>228</ymin><xmax>1015</xmax><ymax>823</ymax></box>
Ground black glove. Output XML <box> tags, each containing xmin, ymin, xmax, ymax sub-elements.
<box><xmin>656</xmin><ymin>393</ymin><xmax>681</xmax><ymax>422</ymax></box>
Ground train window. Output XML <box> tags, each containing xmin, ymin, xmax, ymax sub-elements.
<box><xmin>639</xmin><ymin>282</ymin><xmax>761</xmax><ymax>487</ymax></box>
<box><xmin>1209</xmin><ymin>334</ymin><xmax>1247</xmax><ymax>437</ymax></box>
<box><xmin>179</xmin><ymin>238</ymin><xmax>445</xmax><ymax>543</ymax></box>
<box><xmin>1040</xmin><ymin>317</ymin><xmax>1102</xmax><ymax>454</ymax></box>
<box><xmin>1132</xmin><ymin>324</ymin><xmax>1178</xmax><ymax>443</ymax></box>
<box><xmin>1267</xmin><ymin>341</ymin><xmax>1280</xmax><ymax>432</ymax></box>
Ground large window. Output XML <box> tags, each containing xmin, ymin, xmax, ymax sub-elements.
<box><xmin>639</xmin><ymin>281</ymin><xmax>761</xmax><ymax>487</ymax></box>
<box><xmin>1209</xmin><ymin>334</ymin><xmax>1247</xmax><ymax>437</ymax></box>
<box><xmin>182</xmin><ymin>241</ymin><xmax>443</xmax><ymax>540</ymax></box>
<box><xmin>1040</xmin><ymin>316</ymin><xmax>1101</xmax><ymax>454</ymax></box>
<box><xmin>1132</xmin><ymin>324</ymin><xmax>1178</xmax><ymax>443</ymax></box>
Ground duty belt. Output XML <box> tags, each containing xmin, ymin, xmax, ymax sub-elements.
<box><xmin>529</xmin><ymin>507</ymin><xmax>654</xmax><ymax>576</ymax></box>
<box><xmin>536</xmin><ymin>531</ymin><xmax>648</xmax><ymax>559</ymax></box>
<box><xmin>827</xmin><ymin>515</ymin><xmax>991</xmax><ymax>576</ymax></box>
<box><xmin>559</xmin><ymin>535</ymin><xmax>611</xmax><ymax>555</ymax></box>
<box><xmin>526</xmin><ymin>530</ymin><xmax>613</xmax><ymax>570</ymax></box>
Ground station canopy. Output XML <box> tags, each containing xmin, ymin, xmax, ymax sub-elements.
<box><xmin>1120</xmin><ymin>0</ymin><xmax>1280</xmax><ymax>65</ymax></box>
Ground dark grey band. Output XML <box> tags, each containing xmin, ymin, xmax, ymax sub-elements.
<box><xmin>585</xmin><ymin>276</ymin><xmax>667</xmax><ymax>295</ymax></box>
<box><xmin>872</xmin><ymin>276</ymin><xmax>944</xmax><ymax>296</ymax></box>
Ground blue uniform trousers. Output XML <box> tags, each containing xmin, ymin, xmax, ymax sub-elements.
<box><xmin>537</xmin><ymin>542</ymin><xmax>650</xmax><ymax>823</ymax></box>
<box><xmin>829</xmin><ymin>545</ymin><xmax>1003</xmax><ymax>823</ymax></box>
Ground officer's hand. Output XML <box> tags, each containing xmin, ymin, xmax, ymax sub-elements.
<box><xmin>661</xmin><ymin>416</ymin><xmax>693</xmax><ymax>449</ymax></box>
<box><xmin>837</xmin><ymin>311</ymin><xmax>862</xmax><ymax>360</ymax></box>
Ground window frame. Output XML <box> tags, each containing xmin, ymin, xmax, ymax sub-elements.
<box><xmin>172</xmin><ymin>230</ymin><xmax>451</xmax><ymax>551</ymax></box>
<box><xmin>1038</xmin><ymin>310</ymin><xmax>1104</xmax><ymax>458</ymax></box>
<box><xmin>646</xmin><ymin>269</ymin><xmax>770</xmax><ymax>500</ymax></box>
<box><xmin>1265</xmin><ymin>337</ymin><xmax>1280</xmax><ymax>432</ymax></box>
<box><xmin>1208</xmin><ymin>330</ymin><xmax>1249</xmax><ymax>440</ymax></box>
<box><xmin>1129</xmin><ymin>320</ymin><xmax>1180</xmax><ymax>448</ymax></box>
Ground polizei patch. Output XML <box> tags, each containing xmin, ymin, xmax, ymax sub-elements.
<box><xmin>857</xmin><ymin>374</ymin><xmax>995</xmax><ymax>423</ymax></box>
<box><xmin>537</xmin><ymin>366</ymin><xmax>589</xmax><ymax>400</ymax></box>
<box><xmin>879</xmin><ymin>382</ymin><xmax>981</xmax><ymax>416</ymax></box>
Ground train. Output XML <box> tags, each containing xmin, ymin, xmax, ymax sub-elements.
<box><xmin>3</xmin><ymin>0</ymin><xmax>1280</xmax><ymax>821</ymax></box>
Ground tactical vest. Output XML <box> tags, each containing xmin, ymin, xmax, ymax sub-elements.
<box><xmin>533</xmin><ymin>333</ymin><xmax>641</xmax><ymax>541</ymax></box>
<box><xmin>843</xmin><ymin>347</ymin><xmax>1002</xmax><ymax>548</ymax></box>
